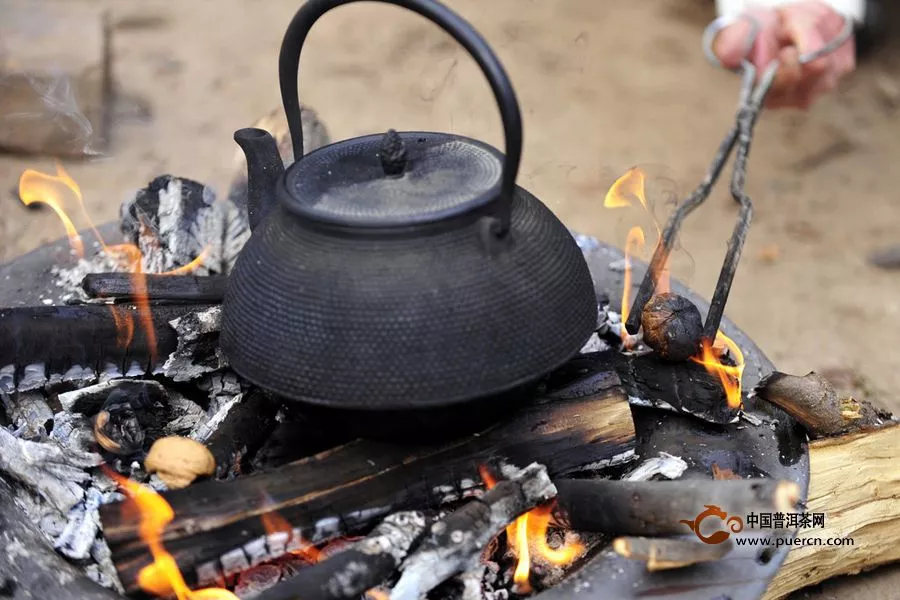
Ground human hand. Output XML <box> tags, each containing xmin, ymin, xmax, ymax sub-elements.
<box><xmin>712</xmin><ymin>1</ymin><xmax>855</xmax><ymax>109</ymax></box>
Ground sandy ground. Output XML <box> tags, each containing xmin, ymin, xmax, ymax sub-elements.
<box><xmin>1</xmin><ymin>0</ymin><xmax>899</xmax><ymax>597</ymax></box>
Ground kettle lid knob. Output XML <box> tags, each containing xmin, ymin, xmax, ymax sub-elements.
<box><xmin>379</xmin><ymin>129</ymin><xmax>407</xmax><ymax>177</ymax></box>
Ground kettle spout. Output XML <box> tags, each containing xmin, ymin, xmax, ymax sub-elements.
<box><xmin>234</xmin><ymin>127</ymin><xmax>285</xmax><ymax>231</ymax></box>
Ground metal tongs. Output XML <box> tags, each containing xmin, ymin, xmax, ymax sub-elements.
<box><xmin>623</xmin><ymin>12</ymin><xmax>854</xmax><ymax>340</ymax></box>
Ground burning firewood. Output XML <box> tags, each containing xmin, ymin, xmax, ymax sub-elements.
<box><xmin>99</xmin><ymin>389</ymin><xmax>635</xmax><ymax>594</ymax></box>
<box><xmin>612</xmin><ymin>536</ymin><xmax>734</xmax><ymax>571</ymax></box>
<box><xmin>389</xmin><ymin>463</ymin><xmax>556</xmax><ymax>600</ymax></box>
<box><xmin>754</xmin><ymin>371</ymin><xmax>892</xmax><ymax>438</ymax></box>
<box><xmin>552</xmin><ymin>479</ymin><xmax>800</xmax><ymax>537</ymax></box>
<box><xmin>81</xmin><ymin>273</ymin><xmax>227</xmax><ymax>303</ymax></box>
<box><xmin>256</xmin><ymin>511</ymin><xmax>428</xmax><ymax>600</ymax></box>
<box><xmin>0</xmin><ymin>304</ymin><xmax>216</xmax><ymax>385</ymax></box>
<box><xmin>640</xmin><ymin>292</ymin><xmax>703</xmax><ymax>362</ymax></box>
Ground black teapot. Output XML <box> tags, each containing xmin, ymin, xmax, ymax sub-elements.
<box><xmin>221</xmin><ymin>0</ymin><xmax>597</xmax><ymax>414</ymax></box>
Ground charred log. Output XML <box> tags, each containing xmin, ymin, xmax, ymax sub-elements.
<box><xmin>754</xmin><ymin>371</ymin><xmax>892</xmax><ymax>438</ymax></box>
<box><xmin>100</xmin><ymin>387</ymin><xmax>635</xmax><ymax>594</ymax></box>
<box><xmin>553</xmin><ymin>478</ymin><xmax>800</xmax><ymax>536</ymax></box>
<box><xmin>390</xmin><ymin>463</ymin><xmax>556</xmax><ymax>600</ymax></box>
<box><xmin>614</xmin><ymin>353</ymin><xmax>739</xmax><ymax>424</ymax></box>
<box><xmin>0</xmin><ymin>304</ymin><xmax>215</xmax><ymax>382</ymax></box>
<box><xmin>82</xmin><ymin>273</ymin><xmax>227</xmax><ymax>303</ymax></box>
<box><xmin>256</xmin><ymin>511</ymin><xmax>427</xmax><ymax>600</ymax></box>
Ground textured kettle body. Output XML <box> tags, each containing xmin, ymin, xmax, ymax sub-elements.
<box><xmin>220</xmin><ymin>0</ymin><xmax>598</xmax><ymax>411</ymax></box>
<box><xmin>221</xmin><ymin>169</ymin><xmax>596</xmax><ymax>409</ymax></box>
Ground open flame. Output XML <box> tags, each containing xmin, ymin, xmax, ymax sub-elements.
<box><xmin>603</xmin><ymin>167</ymin><xmax>670</xmax><ymax>347</ymax></box>
<box><xmin>105</xmin><ymin>467</ymin><xmax>237</xmax><ymax>599</ymax></box>
<box><xmin>479</xmin><ymin>466</ymin><xmax>584</xmax><ymax>594</ymax></box>
<box><xmin>18</xmin><ymin>165</ymin><xmax>207</xmax><ymax>363</ymax></box>
<box><xmin>693</xmin><ymin>331</ymin><xmax>745</xmax><ymax>409</ymax></box>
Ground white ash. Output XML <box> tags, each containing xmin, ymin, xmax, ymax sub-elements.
<box><xmin>58</xmin><ymin>378</ymin><xmax>167</xmax><ymax>414</ymax></box>
<box><xmin>579</xmin><ymin>333</ymin><xmax>610</xmax><ymax>354</ymax></box>
<box><xmin>0</xmin><ymin>364</ymin><xmax>15</xmax><ymax>395</ymax></box>
<box><xmin>0</xmin><ymin>424</ymin><xmax>101</xmax><ymax>513</ymax></box>
<box><xmin>568</xmin><ymin>448</ymin><xmax>637</xmax><ymax>475</ymax></box>
<box><xmin>49</xmin><ymin>250</ymin><xmax>122</xmax><ymax>304</ymax></box>
<box><xmin>17</xmin><ymin>362</ymin><xmax>48</xmax><ymax>392</ymax></box>
<box><xmin>163</xmin><ymin>390</ymin><xmax>206</xmax><ymax>435</ymax></box>
<box><xmin>623</xmin><ymin>452</ymin><xmax>688</xmax><ymax>481</ymax></box>
<box><xmin>190</xmin><ymin>392</ymin><xmax>243</xmax><ymax>444</ymax></box>
<box><xmin>54</xmin><ymin>487</ymin><xmax>103</xmax><ymax>560</ymax></box>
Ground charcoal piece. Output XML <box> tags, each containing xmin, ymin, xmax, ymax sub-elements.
<box><xmin>93</xmin><ymin>398</ymin><xmax>144</xmax><ymax>456</ymax></box>
<box><xmin>197</xmin><ymin>390</ymin><xmax>280</xmax><ymax>479</ymax></box>
<box><xmin>82</xmin><ymin>273</ymin><xmax>227</xmax><ymax>303</ymax></box>
<box><xmin>3</xmin><ymin>390</ymin><xmax>54</xmax><ymax>439</ymax></box>
<box><xmin>162</xmin><ymin>305</ymin><xmax>226</xmax><ymax>382</ymax></box>
<box><xmin>614</xmin><ymin>353</ymin><xmax>740</xmax><ymax>425</ymax></box>
<box><xmin>390</xmin><ymin>463</ymin><xmax>556</xmax><ymax>600</ymax></box>
<box><xmin>119</xmin><ymin>175</ymin><xmax>249</xmax><ymax>275</ymax></box>
<box><xmin>257</xmin><ymin>511</ymin><xmax>427</xmax><ymax>600</ymax></box>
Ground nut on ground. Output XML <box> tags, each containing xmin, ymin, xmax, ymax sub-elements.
<box><xmin>144</xmin><ymin>436</ymin><xmax>215</xmax><ymax>489</ymax></box>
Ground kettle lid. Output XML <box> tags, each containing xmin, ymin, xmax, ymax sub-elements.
<box><xmin>282</xmin><ymin>130</ymin><xmax>504</xmax><ymax>227</ymax></box>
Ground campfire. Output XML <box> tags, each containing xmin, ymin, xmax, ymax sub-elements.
<box><xmin>1</xmin><ymin>2</ymin><xmax>897</xmax><ymax>600</ymax></box>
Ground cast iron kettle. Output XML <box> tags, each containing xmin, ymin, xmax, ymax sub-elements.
<box><xmin>221</xmin><ymin>0</ymin><xmax>597</xmax><ymax>412</ymax></box>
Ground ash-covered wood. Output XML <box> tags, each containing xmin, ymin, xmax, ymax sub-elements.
<box><xmin>0</xmin><ymin>477</ymin><xmax>121</xmax><ymax>600</ymax></box>
<box><xmin>0</xmin><ymin>424</ymin><xmax>101</xmax><ymax>513</ymax></box>
<box><xmin>257</xmin><ymin>511</ymin><xmax>428</xmax><ymax>600</ymax></box>
<box><xmin>614</xmin><ymin>353</ymin><xmax>739</xmax><ymax>424</ymax></box>
<box><xmin>161</xmin><ymin>305</ymin><xmax>226</xmax><ymax>382</ymax></box>
<box><xmin>100</xmin><ymin>388</ymin><xmax>635</xmax><ymax>594</ymax></box>
<box><xmin>640</xmin><ymin>293</ymin><xmax>703</xmax><ymax>362</ymax></box>
<box><xmin>755</xmin><ymin>371</ymin><xmax>892</xmax><ymax>438</ymax></box>
<box><xmin>612</xmin><ymin>536</ymin><xmax>733</xmax><ymax>571</ymax></box>
<box><xmin>82</xmin><ymin>273</ymin><xmax>227</xmax><ymax>303</ymax></box>
<box><xmin>199</xmin><ymin>389</ymin><xmax>280</xmax><ymax>479</ymax></box>
<box><xmin>0</xmin><ymin>304</ymin><xmax>214</xmax><ymax>385</ymax></box>
<box><xmin>59</xmin><ymin>379</ymin><xmax>167</xmax><ymax>415</ymax></box>
<box><xmin>552</xmin><ymin>478</ymin><xmax>800</xmax><ymax>536</ymax></box>
<box><xmin>390</xmin><ymin>463</ymin><xmax>556</xmax><ymax>600</ymax></box>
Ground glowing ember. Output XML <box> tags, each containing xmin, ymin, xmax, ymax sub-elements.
<box><xmin>692</xmin><ymin>331</ymin><xmax>745</xmax><ymax>409</ymax></box>
<box><xmin>105</xmin><ymin>467</ymin><xmax>237</xmax><ymax>599</ymax></box>
<box><xmin>260</xmin><ymin>508</ymin><xmax>322</xmax><ymax>564</ymax></box>
<box><xmin>479</xmin><ymin>466</ymin><xmax>585</xmax><ymax>594</ymax></box>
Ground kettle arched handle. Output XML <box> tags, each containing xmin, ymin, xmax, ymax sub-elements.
<box><xmin>279</xmin><ymin>0</ymin><xmax>523</xmax><ymax>236</ymax></box>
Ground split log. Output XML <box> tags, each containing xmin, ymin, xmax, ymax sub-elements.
<box><xmin>82</xmin><ymin>273</ymin><xmax>227</xmax><ymax>303</ymax></box>
<box><xmin>256</xmin><ymin>511</ymin><xmax>428</xmax><ymax>600</ymax></box>
<box><xmin>0</xmin><ymin>477</ymin><xmax>121</xmax><ymax>600</ymax></box>
<box><xmin>100</xmin><ymin>383</ymin><xmax>635</xmax><ymax>594</ymax></box>
<box><xmin>763</xmin><ymin>423</ymin><xmax>900</xmax><ymax>599</ymax></box>
<box><xmin>755</xmin><ymin>371</ymin><xmax>891</xmax><ymax>438</ymax></box>
<box><xmin>0</xmin><ymin>1</ymin><xmax>112</xmax><ymax>156</ymax></box>
<box><xmin>553</xmin><ymin>478</ymin><xmax>800</xmax><ymax>536</ymax></box>
<box><xmin>0</xmin><ymin>304</ymin><xmax>216</xmax><ymax>385</ymax></box>
<box><xmin>390</xmin><ymin>463</ymin><xmax>556</xmax><ymax>600</ymax></box>
<box><xmin>612</xmin><ymin>536</ymin><xmax>734</xmax><ymax>571</ymax></box>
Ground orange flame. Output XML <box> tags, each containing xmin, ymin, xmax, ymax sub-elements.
<box><xmin>692</xmin><ymin>331</ymin><xmax>745</xmax><ymax>409</ymax></box>
<box><xmin>260</xmin><ymin>509</ymin><xmax>322</xmax><ymax>564</ymax></box>
<box><xmin>105</xmin><ymin>467</ymin><xmax>237</xmax><ymax>599</ymax></box>
<box><xmin>604</xmin><ymin>167</ymin><xmax>671</xmax><ymax>344</ymax></box>
<box><xmin>479</xmin><ymin>467</ymin><xmax>584</xmax><ymax>594</ymax></box>
<box><xmin>17</xmin><ymin>165</ymin><xmax>207</xmax><ymax>363</ymax></box>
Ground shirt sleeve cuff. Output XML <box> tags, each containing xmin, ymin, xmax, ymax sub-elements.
<box><xmin>714</xmin><ymin>0</ymin><xmax>866</xmax><ymax>23</ymax></box>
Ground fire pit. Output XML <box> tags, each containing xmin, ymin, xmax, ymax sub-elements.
<box><xmin>8</xmin><ymin>1</ymin><xmax>898</xmax><ymax>599</ymax></box>
<box><xmin>0</xmin><ymin>200</ymin><xmax>809</xmax><ymax>600</ymax></box>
